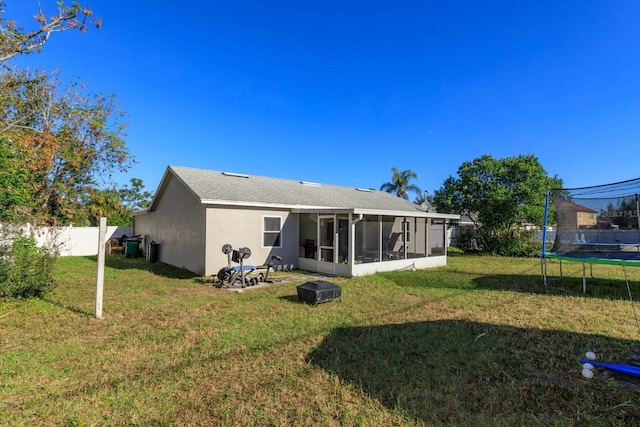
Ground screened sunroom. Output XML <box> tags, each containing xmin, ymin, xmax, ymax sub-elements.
<box><xmin>296</xmin><ymin>209</ymin><xmax>459</xmax><ymax>277</ymax></box>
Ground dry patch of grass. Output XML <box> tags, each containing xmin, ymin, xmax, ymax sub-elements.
<box><xmin>1</xmin><ymin>255</ymin><xmax>640</xmax><ymax>426</ymax></box>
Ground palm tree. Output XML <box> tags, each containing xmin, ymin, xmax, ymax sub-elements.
<box><xmin>380</xmin><ymin>167</ymin><xmax>422</xmax><ymax>201</ymax></box>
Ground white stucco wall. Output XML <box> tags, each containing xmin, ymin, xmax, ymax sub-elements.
<box><xmin>298</xmin><ymin>252</ymin><xmax>447</xmax><ymax>277</ymax></box>
<box><xmin>205</xmin><ymin>207</ymin><xmax>298</xmax><ymax>276</ymax></box>
<box><xmin>350</xmin><ymin>255</ymin><xmax>447</xmax><ymax>276</ymax></box>
<box><xmin>133</xmin><ymin>174</ymin><xmax>207</xmax><ymax>274</ymax></box>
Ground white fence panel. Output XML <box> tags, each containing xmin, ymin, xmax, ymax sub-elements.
<box><xmin>27</xmin><ymin>225</ymin><xmax>132</xmax><ymax>256</ymax></box>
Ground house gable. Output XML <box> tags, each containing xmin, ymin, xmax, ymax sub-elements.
<box><xmin>134</xmin><ymin>172</ymin><xmax>207</xmax><ymax>273</ymax></box>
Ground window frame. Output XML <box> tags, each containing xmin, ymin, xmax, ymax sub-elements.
<box><xmin>262</xmin><ymin>215</ymin><xmax>283</xmax><ymax>248</ymax></box>
<box><xmin>402</xmin><ymin>220</ymin><xmax>411</xmax><ymax>243</ymax></box>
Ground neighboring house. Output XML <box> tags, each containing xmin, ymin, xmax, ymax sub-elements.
<box><xmin>448</xmin><ymin>214</ymin><xmax>478</xmax><ymax>246</ymax></box>
<box><xmin>556</xmin><ymin>202</ymin><xmax>598</xmax><ymax>229</ymax></box>
<box><xmin>132</xmin><ymin>166</ymin><xmax>460</xmax><ymax>278</ymax></box>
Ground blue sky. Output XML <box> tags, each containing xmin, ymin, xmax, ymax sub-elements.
<box><xmin>6</xmin><ymin>1</ymin><xmax>640</xmax><ymax>198</ymax></box>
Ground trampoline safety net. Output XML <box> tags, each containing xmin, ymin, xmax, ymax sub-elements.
<box><xmin>543</xmin><ymin>178</ymin><xmax>640</xmax><ymax>266</ymax></box>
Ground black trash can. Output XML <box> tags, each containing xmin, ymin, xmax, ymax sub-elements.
<box><xmin>147</xmin><ymin>241</ymin><xmax>160</xmax><ymax>263</ymax></box>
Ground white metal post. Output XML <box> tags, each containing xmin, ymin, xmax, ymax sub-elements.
<box><xmin>378</xmin><ymin>215</ymin><xmax>382</xmax><ymax>262</ymax></box>
<box><xmin>96</xmin><ymin>217</ymin><xmax>106</xmax><ymax>319</ymax></box>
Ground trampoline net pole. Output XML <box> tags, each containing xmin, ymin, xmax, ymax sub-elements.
<box><xmin>636</xmin><ymin>194</ymin><xmax>639</xmax><ymax>232</ymax></box>
<box><xmin>541</xmin><ymin>189</ymin><xmax>553</xmax><ymax>288</ymax></box>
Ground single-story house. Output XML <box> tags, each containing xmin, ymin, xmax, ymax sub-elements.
<box><xmin>132</xmin><ymin>166</ymin><xmax>460</xmax><ymax>278</ymax></box>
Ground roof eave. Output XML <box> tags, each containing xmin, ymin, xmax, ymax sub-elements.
<box><xmin>200</xmin><ymin>199</ymin><xmax>459</xmax><ymax>219</ymax></box>
<box><xmin>351</xmin><ymin>208</ymin><xmax>460</xmax><ymax>219</ymax></box>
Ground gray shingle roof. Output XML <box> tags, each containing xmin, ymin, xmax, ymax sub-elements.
<box><xmin>151</xmin><ymin>165</ymin><xmax>457</xmax><ymax>218</ymax></box>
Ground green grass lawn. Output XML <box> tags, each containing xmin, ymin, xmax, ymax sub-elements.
<box><xmin>2</xmin><ymin>254</ymin><xmax>640</xmax><ymax>426</ymax></box>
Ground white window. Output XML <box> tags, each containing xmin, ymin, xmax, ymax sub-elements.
<box><xmin>403</xmin><ymin>220</ymin><xmax>411</xmax><ymax>243</ymax></box>
<box><xmin>263</xmin><ymin>216</ymin><xmax>282</xmax><ymax>247</ymax></box>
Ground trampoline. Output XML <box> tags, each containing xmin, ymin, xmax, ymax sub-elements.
<box><xmin>542</xmin><ymin>177</ymin><xmax>640</xmax><ymax>293</ymax></box>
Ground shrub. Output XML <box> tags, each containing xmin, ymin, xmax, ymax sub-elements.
<box><xmin>0</xmin><ymin>234</ymin><xmax>56</xmax><ymax>298</ymax></box>
<box><xmin>454</xmin><ymin>228</ymin><xmax>540</xmax><ymax>258</ymax></box>
<box><xmin>454</xmin><ymin>228</ymin><xmax>482</xmax><ymax>253</ymax></box>
<box><xmin>493</xmin><ymin>231</ymin><xmax>541</xmax><ymax>258</ymax></box>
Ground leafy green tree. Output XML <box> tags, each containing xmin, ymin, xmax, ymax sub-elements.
<box><xmin>380</xmin><ymin>167</ymin><xmax>422</xmax><ymax>201</ymax></box>
<box><xmin>83</xmin><ymin>188</ymin><xmax>127</xmax><ymax>226</ymax></box>
<box><xmin>0</xmin><ymin>1</ymin><xmax>105</xmax><ymax>299</ymax></box>
<box><xmin>0</xmin><ymin>140</ymin><xmax>33</xmax><ymax>222</ymax></box>
<box><xmin>81</xmin><ymin>178</ymin><xmax>153</xmax><ymax>226</ymax></box>
<box><xmin>433</xmin><ymin>154</ymin><xmax>563</xmax><ymax>255</ymax></box>
<box><xmin>119</xmin><ymin>178</ymin><xmax>153</xmax><ymax>212</ymax></box>
<box><xmin>1</xmin><ymin>2</ymin><xmax>118</xmax><ymax>225</ymax></box>
<box><xmin>600</xmin><ymin>197</ymin><xmax>640</xmax><ymax>230</ymax></box>
<box><xmin>0</xmin><ymin>67</ymin><xmax>131</xmax><ymax>224</ymax></box>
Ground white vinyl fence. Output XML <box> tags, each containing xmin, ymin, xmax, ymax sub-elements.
<box><xmin>23</xmin><ymin>224</ymin><xmax>132</xmax><ymax>256</ymax></box>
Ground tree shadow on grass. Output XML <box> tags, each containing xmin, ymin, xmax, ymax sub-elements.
<box><xmin>473</xmin><ymin>273</ymin><xmax>640</xmax><ymax>302</ymax></box>
<box><xmin>306</xmin><ymin>320</ymin><xmax>640</xmax><ymax>426</ymax></box>
<box><xmin>81</xmin><ymin>255</ymin><xmax>200</xmax><ymax>280</ymax></box>
<box><xmin>380</xmin><ymin>266</ymin><xmax>640</xmax><ymax>302</ymax></box>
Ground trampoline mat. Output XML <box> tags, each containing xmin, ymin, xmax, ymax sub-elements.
<box><xmin>544</xmin><ymin>251</ymin><xmax>640</xmax><ymax>267</ymax></box>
